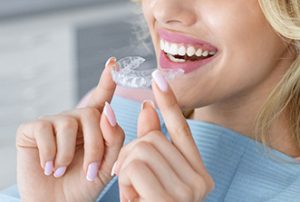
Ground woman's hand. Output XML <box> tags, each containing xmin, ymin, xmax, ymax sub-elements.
<box><xmin>113</xmin><ymin>70</ymin><xmax>215</xmax><ymax>202</ymax></box>
<box><xmin>16</xmin><ymin>57</ymin><xmax>125</xmax><ymax>202</ymax></box>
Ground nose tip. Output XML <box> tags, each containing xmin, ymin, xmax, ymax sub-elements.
<box><xmin>152</xmin><ymin>0</ymin><xmax>197</xmax><ymax>27</ymax></box>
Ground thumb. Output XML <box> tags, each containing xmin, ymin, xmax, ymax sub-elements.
<box><xmin>85</xmin><ymin>57</ymin><xmax>117</xmax><ymax>111</ymax></box>
<box><xmin>137</xmin><ymin>100</ymin><xmax>161</xmax><ymax>138</ymax></box>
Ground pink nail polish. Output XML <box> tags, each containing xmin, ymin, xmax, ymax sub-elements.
<box><xmin>103</xmin><ymin>102</ymin><xmax>117</xmax><ymax>127</ymax></box>
<box><xmin>152</xmin><ymin>70</ymin><xmax>168</xmax><ymax>92</ymax></box>
<box><xmin>44</xmin><ymin>161</ymin><xmax>54</xmax><ymax>176</ymax></box>
<box><xmin>53</xmin><ymin>166</ymin><xmax>67</xmax><ymax>178</ymax></box>
<box><xmin>86</xmin><ymin>162</ymin><xmax>99</xmax><ymax>182</ymax></box>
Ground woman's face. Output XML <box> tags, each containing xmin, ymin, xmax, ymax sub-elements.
<box><xmin>142</xmin><ymin>0</ymin><xmax>292</xmax><ymax>110</ymax></box>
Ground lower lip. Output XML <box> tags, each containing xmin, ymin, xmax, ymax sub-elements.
<box><xmin>159</xmin><ymin>51</ymin><xmax>216</xmax><ymax>73</ymax></box>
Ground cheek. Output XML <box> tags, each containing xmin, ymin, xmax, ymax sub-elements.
<box><xmin>214</xmin><ymin>11</ymin><xmax>287</xmax><ymax>93</ymax></box>
<box><xmin>142</xmin><ymin>1</ymin><xmax>159</xmax><ymax>50</ymax></box>
<box><xmin>168</xmin><ymin>72</ymin><xmax>218</xmax><ymax>109</ymax></box>
<box><xmin>142</xmin><ymin>0</ymin><xmax>288</xmax><ymax>109</ymax></box>
<box><xmin>170</xmin><ymin>2</ymin><xmax>287</xmax><ymax>109</ymax></box>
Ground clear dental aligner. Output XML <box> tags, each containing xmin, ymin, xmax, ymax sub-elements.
<box><xmin>111</xmin><ymin>56</ymin><xmax>184</xmax><ymax>88</ymax></box>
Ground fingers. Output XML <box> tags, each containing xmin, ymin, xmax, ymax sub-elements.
<box><xmin>17</xmin><ymin>121</ymin><xmax>56</xmax><ymax>176</ymax></box>
<box><xmin>119</xmin><ymin>141</ymin><xmax>189</xmax><ymax>201</ymax></box>
<box><xmin>48</xmin><ymin>116</ymin><xmax>78</xmax><ymax>178</ymax></box>
<box><xmin>137</xmin><ymin>100</ymin><xmax>160</xmax><ymax>138</ymax></box>
<box><xmin>37</xmin><ymin>114</ymin><xmax>86</xmax><ymax>178</ymax></box>
<box><xmin>17</xmin><ymin>104</ymin><xmax>122</xmax><ymax>182</ymax></box>
<box><xmin>151</xmin><ymin>70</ymin><xmax>211</xmax><ymax>180</ymax></box>
<box><xmin>116</xmin><ymin>131</ymin><xmax>213</xmax><ymax>201</ymax></box>
<box><xmin>124</xmin><ymin>133</ymin><xmax>195</xmax><ymax>177</ymax></box>
<box><xmin>119</xmin><ymin>185</ymin><xmax>138</xmax><ymax>202</ymax></box>
<box><xmin>63</xmin><ymin>103</ymin><xmax>124</xmax><ymax>182</ymax></box>
<box><xmin>115</xmin><ymin>132</ymin><xmax>207</xmax><ymax>195</ymax></box>
<box><xmin>85</xmin><ymin>57</ymin><xmax>117</xmax><ymax>111</ymax></box>
<box><xmin>118</xmin><ymin>160</ymin><xmax>172</xmax><ymax>202</ymax></box>
<box><xmin>68</xmin><ymin>108</ymin><xmax>104</xmax><ymax>181</ymax></box>
<box><xmin>35</xmin><ymin>122</ymin><xmax>56</xmax><ymax>175</ymax></box>
<box><xmin>99</xmin><ymin>102</ymin><xmax>125</xmax><ymax>182</ymax></box>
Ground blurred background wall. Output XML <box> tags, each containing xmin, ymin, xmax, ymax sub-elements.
<box><xmin>0</xmin><ymin>0</ymin><xmax>155</xmax><ymax>189</ymax></box>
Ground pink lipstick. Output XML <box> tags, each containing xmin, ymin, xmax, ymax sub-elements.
<box><xmin>158</xmin><ymin>28</ymin><xmax>218</xmax><ymax>73</ymax></box>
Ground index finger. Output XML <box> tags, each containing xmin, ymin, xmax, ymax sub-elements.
<box><xmin>151</xmin><ymin>70</ymin><xmax>207</xmax><ymax>175</ymax></box>
<box><xmin>85</xmin><ymin>57</ymin><xmax>117</xmax><ymax>111</ymax></box>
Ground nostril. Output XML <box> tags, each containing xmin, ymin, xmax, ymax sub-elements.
<box><xmin>166</xmin><ymin>18</ymin><xmax>186</xmax><ymax>24</ymax></box>
<box><xmin>157</xmin><ymin>13</ymin><xmax>197</xmax><ymax>27</ymax></box>
<box><xmin>152</xmin><ymin>2</ymin><xmax>197</xmax><ymax>27</ymax></box>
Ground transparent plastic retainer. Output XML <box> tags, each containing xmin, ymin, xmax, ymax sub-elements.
<box><xmin>111</xmin><ymin>56</ymin><xmax>184</xmax><ymax>88</ymax></box>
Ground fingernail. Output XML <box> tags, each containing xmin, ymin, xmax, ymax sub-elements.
<box><xmin>53</xmin><ymin>166</ymin><xmax>67</xmax><ymax>178</ymax></box>
<box><xmin>86</xmin><ymin>162</ymin><xmax>99</xmax><ymax>182</ymax></box>
<box><xmin>141</xmin><ymin>100</ymin><xmax>155</xmax><ymax>111</ymax></box>
<box><xmin>105</xmin><ymin>57</ymin><xmax>117</xmax><ymax>67</ymax></box>
<box><xmin>152</xmin><ymin>70</ymin><xmax>168</xmax><ymax>92</ymax></box>
<box><xmin>111</xmin><ymin>161</ymin><xmax>117</xmax><ymax>176</ymax></box>
<box><xmin>103</xmin><ymin>102</ymin><xmax>117</xmax><ymax>127</ymax></box>
<box><xmin>44</xmin><ymin>161</ymin><xmax>54</xmax><ymax>176</ymax></box>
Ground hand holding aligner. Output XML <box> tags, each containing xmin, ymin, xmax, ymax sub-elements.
<box><xmin>111</xmin><ymin>56</ymin><xmax>184</xmax><ymax>88</ymax></box>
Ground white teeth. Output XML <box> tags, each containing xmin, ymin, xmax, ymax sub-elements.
<box><xmin>160</xmin><ymin>40</ymin><xmax>165</xmax><ymax>50</ymax></box>
<box><xmin>167</xmin><ymin>54</ymin><xmax>186</xmax><ymax>63</ymax></box>
<box><xmin>178</xmin><ymin>46</ymin><xmax>186</xmax><ymax>56</ymax></box>
<box><xmin>202</xmin><ymin>50</ymin><xmax>209</xmax><ymax>57</ymax></box>
<box><xmin>209</xmin><ymin>51</ymin><xmax>216</xmax><ymax>56</ymax></box>
<box><xmin>187</xmin><ymin>46</ymin><xmax>196</xmax><ymax>57</ymax></box>
<box><xmin>164</xmin><ymin>41</ymin><xmax>170</xmax><ymax>53</ymax></box>
<box><xmin>160</xmin><ymin>39</ymin><xmax>216</xmax><ymax>59</ymax></box>
<box><xmin>195</xmin><ymin>49</ymin><xmax>203</xmax><ymax>57</ymax></box>
<box><xmin>169</xmin><ymin>43</ymin><xmax>178</xmax><ymax>55</ymax></box>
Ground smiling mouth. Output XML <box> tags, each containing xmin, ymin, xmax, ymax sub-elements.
<box><xmin>160</xmin><ymin>39</ymin><xmax>217</xmax><ymax>63</ymax></box>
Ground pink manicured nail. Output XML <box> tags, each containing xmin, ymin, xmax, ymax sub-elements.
<box><xmin>111</xmin><ymin>161</ymin><xmax>118</xmax><ymax>176</ymax></box>
<box><xmin>141</xmin><ymin>100</ymin><xmax>155</xmax><ymax>111</ymax></box>
<box><xmin>86</xmin><ymin>162</ymin><xmax>99</xmax><ymax>181</ymax></box>
<box><xmin>103</xmin><ymin>102</ymin><xmax>117</xmax><ymax>127</ymax></box>
<box><xmin>152</xmin><ymin>70</ymin><xmax>168</xmax><ymax>92</ymax></box>
<box><xmin>105</xmin><ymin>57</ymin><xmax>116</xmax><ymax>67</ymax></box>
<box><xmin>44</xmin><ymin>161</ymin><xmax>54</xmax><ymax>176</ymax></box>
<box><xmin>53</xmin><ymin>166</ymin><xmax>67</xmax><ymax>178</ymax></box>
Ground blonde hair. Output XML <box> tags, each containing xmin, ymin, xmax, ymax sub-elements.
<box><xmin>256</xmin><ymin>0</ymin><xmax>300</xmax><ymax>153</ymax></box>
<box><xmin>131</xmin><ymin>0</ymin><xmax>300</xmax><ymax>153</ymax></box>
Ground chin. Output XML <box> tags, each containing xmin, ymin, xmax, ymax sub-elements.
<box><xmin>170</xmin><ymin>82</ymin><xmax>214</xmax><ymax>110</ymax></box>
<box><xmin>169</xmin><ymin>84</ymin><xmax>197</xmax><ymax>110</ymax></box>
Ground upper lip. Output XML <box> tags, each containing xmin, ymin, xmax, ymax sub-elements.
<box><xmin>158</xmin><ymin>28</ymin><xmax>218</xmax><ymax>51</ymax></box>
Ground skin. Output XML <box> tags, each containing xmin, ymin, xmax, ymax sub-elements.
<box><xmin>16</xmin><ymin>0</ymin><xmax>299</xmax><ymax>201</ymax></box>
<box><xmin>17</xmin><ymin>59</ymin><xmax>213</xmax><ymax>201</ymax></box>
<box><xmin>17</xmin><ymin>58</ymin><xmax>126</xmax><ymax>202</ymax></box>
<box><xmin>142</xmin><ymin>0</ymin><xmax>299</xmax><ymax>156</ymax></box>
